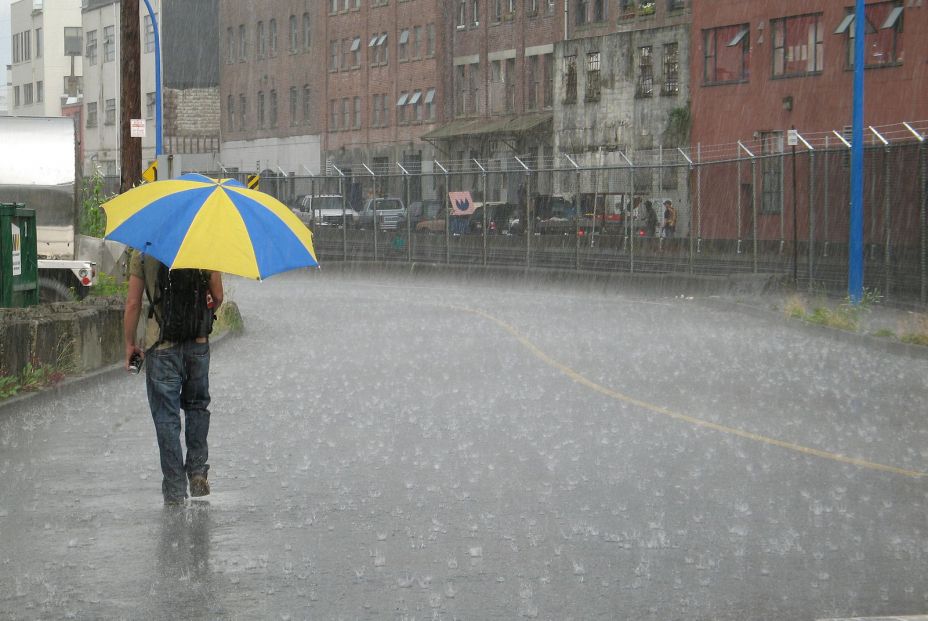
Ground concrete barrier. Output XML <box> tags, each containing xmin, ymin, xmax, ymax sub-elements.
<box><xmin>0</xmin><ymin>297</ymin><xmax>125</xmax><ymax>377</ymax></box>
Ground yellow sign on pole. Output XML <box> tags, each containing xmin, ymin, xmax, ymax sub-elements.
<box><xmin>247</xmin><ymin>174</ymin><xmax>260</xmax><ymax>190</ymax></box>
<box><xmin>141</xmin><ymin>160</ymin><xmax>158</xmax><ymax>183</ymax></box>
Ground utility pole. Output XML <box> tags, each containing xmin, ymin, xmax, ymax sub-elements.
<box><xmin>120</xmin><ymin>0</ymin><xmax>142</xmax><ymax>193</ymax></box>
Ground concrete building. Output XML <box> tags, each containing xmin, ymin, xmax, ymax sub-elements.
<box><xmin>80</xmin><ymin>0</ymin><xmax>220</xmax><ymax>176</ymax></box>
<box><xmin>8</xmin><ymin>0</ymin><xmax>84</xmax><ymax>118</ymax></box>
<box><xmin>552</xmin><ymin>1</ymin><xmax>691</xmax><ymax>228</ymax></box>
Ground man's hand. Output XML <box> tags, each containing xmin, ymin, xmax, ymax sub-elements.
<box><xmin>125</xmin><ymin>344</ymin><xmax>144</xmax><ymax>371</ymax></box>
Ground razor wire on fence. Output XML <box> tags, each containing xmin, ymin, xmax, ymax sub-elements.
<box><xmin>94</xmin><ymin>120</ymin><xmax>927</xmax><ymax>304</ymax></box>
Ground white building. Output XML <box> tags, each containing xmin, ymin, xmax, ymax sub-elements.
<box><xmin>80</xmin><ymin>0</ymin><xmax>159</xmax><ymax>176</ymax></box>
<box><xmin>9</xmin><ymin>0</ymin><xmax>84</xmax><ymax>118</ymax></box>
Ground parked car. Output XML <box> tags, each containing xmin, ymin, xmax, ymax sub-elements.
<box><xmin>469</xmin><ymin>202</ymin><xmax>519</xmax><ymax>235</ymax></box>
<box><xmin>290</xmin><ymin>194</ymin><xmax>359</xmax><ymax>228</ymax></box>
<box><xmin>358</xmin><ymin>197</ymin><xmax>407</xmax><ymax>231</ymax></box>
<box><xmin>408</xmin><ymin>199</ymin><xmax>444</xmax><ymax>228</ymax></box>
<box><xmin>415</xmin><ymin>206</ymin><xmax>471</xmax><ymax>235</ymax></box>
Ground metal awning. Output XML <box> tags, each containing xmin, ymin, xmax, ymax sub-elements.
<box><xmin>397</xmin><ymin>92</ymin><xmax>409</xmax><ymax>106</ymax></box>
<box><xmin>727</xmin><ymin>26</ymin><xmax>748</xmax><ymax>47</ymax></box>
<box><xmin>409</xmin><ymin>90</ymin><xmax>422</xmax><ymax>105</ymax></box>
<box><xmin>421</xmin><ymin>111</ymin><xmax>553</xmax><ymax>141</ymax></box>
<box><xmin>424</xmin><ymin>88</ymin><xmax>435</xmax><ymax>104</ymax></box>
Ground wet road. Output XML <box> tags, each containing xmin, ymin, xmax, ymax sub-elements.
<box><xmin>1</xmin><ymin>270</ymin><xmax>927</xmax><ymax>620</ymax></box>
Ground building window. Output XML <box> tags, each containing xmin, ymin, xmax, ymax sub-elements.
<box><xmin>372</xmin><ymin>94</ymin><xmax>381</xmax><ymax>127</ymax></box>
<box><xmin>269</xmin><ymin>19</ymin><xmax>278</xmax><ymax>56</ymax></box>
<box><xmin>342</xmin><ymin>38</ymin><xmax>352</xmax><ymax>69</ymax></box>
<box><xmin>86</xmin><ymin>29</ymin><xmax>97</xmax><ymax>65</ymax></box>
<box><xmin>703</xmin><ymin>23</ymin><xmax>750</xmax><ymax>84</ymax></box>
<box><xmin>426</xmin><ymin>24</ymin><xmax>435</xmax><ymax>56</ymax></box>
<box><xmin>270</xmin><ymin>89</ymin><xmax>278</xmax><ymax>127</ymax></box>
<box><xmin>351</xmin><ymin>36</ymin><xmax>361</xmax><ymax>67</ymax></box>
<box><xmin>381</xmin><ymin>94</ymin><xmax>390</xmax><ymax>126</ymax></box>
<box><xmin>457</xmin><ymin>0</ymin><xmax>467</xmax><ymax>27</ymax></box>
<box><xmin>468</xmin><ymin>63</ymin><xmax>481</xmax><ymax>114</ymax></box>
<box><xmin>397</xmin><ymin>91</ymin><xmax>408</xmax><ymax>124</ymax></box>
<box><xmin>330</xmin><ymin>0</ymin><xmax>339</xmax><ymax>13</ymax></box>
<box><xmin>342</xmin><ymin>98</ymin><xmax>350</xmax><ymax>130</ymax></box>
<box><xmin>425</xmin><ymin>88</ymin><xmax>436</xmax><ymax>120</ymax></box>
<box><xmin>760</xmin><ymin>131</ymin><xmax>783</xmax><ymax>214</ymax></box>
<box><xmin>36</xmin><ymin>80</ymin><xmax>43</xmax><ymax>103</ymax></box>
<box><xmin>289</xmin><ymin>16</ymin><xmax>298</xmax><ymax>52</ymax></box>
<box><xmin>24</xmin><ymin>83</ymin><xmax>33</xmax><ymax>105</ymax></box>
<box><xmin>289</xmin><ymin>87</ymin><xmax>298</xmax><ymax>125</ymax></box>
<box><xmin>257</xmin><ymin>21</ymin><xmax>266</xmax><ymax>58</ymax></box>
<box><xmin>330</xmin><ymin>99</ymin><xmax>338</xmax><ymax>130</ymax></box>
<box><xmin>86</xmin><ymin>101</ymin><xmax>97</xmax><ymax>127</ymax></box>
<box><xmin>146</xmin><ymin>91</ymin><xmax>155</xmax><ymax>119</ymax></box>
<box><xmin>239</xmin><ymin>25</ymin><xmax>247</xmax><ymax>61</ymax></box>
<box><xmin>772</xmin><ymin>13</ymin><xmax>823</xmax><ymax>77</ymax></box>
<box><xmin>413</xmin><ymin>26</ymin><xmax>421</xmax><ymax>59</ymax></box>
<box><xmin>472</xmin><ymin>1</ymin><xmax>480</xmax><ymax>26</ymax></box>
<box><xmin>455</xmin><ymin>65</ymin><xmax>466</xmax><ymax>115</ymax></box>
<box><xmin>662</xmin><ymin>42</ymin><xmax>679</xmax><ymax>95</ymax></box>
<box><xmin>543</xmin><ymin>53</ymin><xmax>554</xmax><ymax>108</ymax></box>
<box><xmin>546</xmin><ymin>0</ymin><xmax>555</xmax><ymax>15</ymax></box>
<box><xmin>330</xmin><ymin>40</ymin><xmax>339</xmax><ymax>70</ymax></box>
<box><xmin>505</xmin><ymin>58</ymin><xmax>515</xmax><ymax>112</ymax></box>
<box><xmin>103</xmin><ymin>26</ymin><xmax>115</xmax><ymax>62</ymax></box>
<box><xmin>239</xmin><ymin>94</ymin><xmax>247</xmax><ymax>130</ymax></box>
<box><xmin>585</xmin><ymin>52</ymin><xmax>601</xmax><ymax>102</ymax></box>
<box><xmin>144</xmin><ymin>14</ymin><xmax>155</xmax><ymax>53</ymax></box>
<box><xmin>105</xmin><ymin>98</ymin><xmax>116</xmax><ymax>125</ymax></box>
<box><xmin>354</xmin><ymin>96</ymin><xmax>362</xmax><ymax>128</ymax></box>
<box><xmin>837</xmin><ymin>1</ymin><xmax>904</xmax><ymax>69</ymax></box>
<box><xmin>495</xmin><ymin>0</ymin><xmax>504</xmax><ymax>22</ymax></box>
<box><xmin>526</xmin><ymin>0</ymin><xmax>538</xmax><ymax>17</ymax></box>
<box><xmin>227</xmin><ymin>27</ymin><xmax>235</xmax><ymax>63</ymax></box>
<box><xmin>668</xmin><ymin>0</ymin><xmax>686</xmax><ymax>11</ymax></box>
<box><xmin>303</xmin><ymin>13</ymin><xmax>312</xmax><ymax>50</ymax></box>
<box><xmin>257</xmin><ymin>91</ymin><xmax>265</xmax><ymax>128</ymax></box>
<box><xmin>302</xmin><ymin>85</ymin><xmax>311</xmax><ymax>124</ymax></box>
<box><xmin>527</xmin><ymin>55</ymin><xmax>539</xmax><ymax>110</ymax></box>
<box><xmin>576</xmin><ymin>0</ymin><xmax>605</xmax><ymax>25</ymax></box>
<box><xmin>227</xmin><ymin>95</ymin><xmax>235</xmax><ymax>131</ymax></box>
<box><xmin>35</xmin><ymin>27</ymin><xmax>43</xmax><ymax>58</ymax></box>
<box><xmin>637</xmin><ymin>46</ymin><xmax>653</xmax><ymax>97</ymax></box>
<box><xmin>564</xmin><ymin>55</ymin><xmax>577</xmax><ymax>104</ymax></box>
<box><xmin>399</xmin><ymin>29</ymin><xmax>409</xmax><ymax>61</ymax></box>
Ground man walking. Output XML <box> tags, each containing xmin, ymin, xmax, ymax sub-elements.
<box><xmin>124</xmin><ymin>251</ymin><xmax>223</xmax><ymax>505</ymax></box>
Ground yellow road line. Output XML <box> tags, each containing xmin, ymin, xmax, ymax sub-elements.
<box><xmin>460</xmin><ymin>305</ymin><xmax>926</xmax><ymax>480</ymax></box>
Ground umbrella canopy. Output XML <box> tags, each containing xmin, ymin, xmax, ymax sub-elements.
<box><xmin>102</xmin><ymin>173</ymin><xmax>318</xmax><ymax>279</ymax></box>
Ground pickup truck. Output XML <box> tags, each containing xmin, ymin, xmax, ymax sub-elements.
<box><xmin>290</xmin><ymin>194</ymin><xmax>359</xmax><ymax>228</ymax></box>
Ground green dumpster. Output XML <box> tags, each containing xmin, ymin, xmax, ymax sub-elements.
<box><xmin>0</xmin><ymin>203</ymin><xmax>39</xmax><ymax>308</ymax></box>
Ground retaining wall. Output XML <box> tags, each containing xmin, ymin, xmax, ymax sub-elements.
<box><xmin>0</xmin><ymin>298</ymin><xmax>125</xmax><ymax>377</ymax></box>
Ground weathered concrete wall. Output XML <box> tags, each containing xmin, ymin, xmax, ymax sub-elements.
<box><xmin>0</xmin><ymin>298</ymin><xmax>124</xmax><ymax>377</ymax></box>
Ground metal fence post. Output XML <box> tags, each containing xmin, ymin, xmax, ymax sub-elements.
<box><xmin>869</xmin><ymin>126</ymin><xmax>890</xmax><ymax>298</ymax></box>
<box><xmin>751</xmin><ymin>155</ymin><xmax>758</xmax><ymax>273</ymax></box>
<box><xmin>516</xmin><ymin>157</ymin><xmax>531</xmax><ymax>269</ymax></box>
<box><xmin>398</xmin><ymin>161</ymin><xmax>412</xmax><ymax>263</ymax></box>
<box><xmin>808</xmin><ymin>146</ymin><xmax>816</xmax><ymax>292</ymax></box>
<box><xmin>474</xmin><ymin>158</ymin><xmax>488</xmax><ymax>267</ymax></box>
<box><xmin>362</xmin><ymin>163</ymin><xmax>378</xmax><ymax>263</ymax></box>
<box><xmin>823</xmin><ymin>135</ymin><xmax>830</xmax><ymax>258</ymax></box>
<box><xmin>434</xmin><ymin>160</ymin><xmax>450</xmax><ymax>265</ymax></box>
<box><xmin>563</xmin><ymin>154</ymin><xmax>581</xmax><ymax>272</ymax></box>
<box><xmin>332</xmin><ymin>164</ymin><xmax>348</xmax><ymax>262</ymax></box>
<box><xmin>619</xmin><ymin>151</ymin><xmax>635</xmax><ymax>273</ymax></box>
<box><xmin>696</xmin><ymin>143</ymin><xmax>702</xmax><ymax>256</ymax></box>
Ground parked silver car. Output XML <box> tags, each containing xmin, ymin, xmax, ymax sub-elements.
<box><xmin>357</xmin><ymin>197</ymin><xmax>407</xmax><ymax>231</ymax></box>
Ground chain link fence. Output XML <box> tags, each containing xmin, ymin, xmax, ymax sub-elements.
<box><xmin>94</xmin><ymin>124</ymin><xmax>928</xmax><ymax>305</ymax></box>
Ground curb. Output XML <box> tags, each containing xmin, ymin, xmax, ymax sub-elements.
<box><xmin>817</xmin><ymin>617</ymin><xmax>928</xmax><ymax>621</ymax></box>
<box><xmin>701</xmin><ymin>298</ymin><xmax>928</xmax><ymax>361</ymax></box>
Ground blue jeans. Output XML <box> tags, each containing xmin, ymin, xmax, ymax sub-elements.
<box><xmin>146</xmin><ymin>340</ymin><xmax>211</xmax><ymax>501</ymax></box>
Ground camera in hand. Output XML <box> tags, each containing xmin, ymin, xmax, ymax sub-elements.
<box><xmin>128</xmin><ymin>352</ymin><xmax>143</xmax><ymax>374</ymax></box>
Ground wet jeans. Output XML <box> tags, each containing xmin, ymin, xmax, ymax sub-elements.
<box><xmin>146</xmin><ymin>340</ymin><xmax>211</xmax><ymax>501</ymax></box>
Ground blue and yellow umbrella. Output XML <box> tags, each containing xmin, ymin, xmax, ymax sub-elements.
<box><xmin>103</xmin><ymin>173</ymin><xmax>318</xmax><ymax>279</ymax></box>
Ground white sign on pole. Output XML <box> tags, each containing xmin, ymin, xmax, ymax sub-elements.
<box><xmin>130</xmin><ymin>119</ymin><xmax>146</xmax><ymax>138</ymax></box>
<box><xmin>11</xmin><ymin>223</ymin><xmax>21</xmax><ymax>276</ymax></box>
<box><xmin>787</xmin><ymin>129</ymin><xmax>799</xmax><ymax>146</ymax></box>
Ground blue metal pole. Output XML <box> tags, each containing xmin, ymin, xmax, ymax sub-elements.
<box><xmin>848</xmin><ymin>0</ymin><xmax>865</xmax><ymax>303</ymax></box>
<box><xmin>142</xmin><ymin>0</ymin><xmax>162</xmax><ymax>157</ymax></box>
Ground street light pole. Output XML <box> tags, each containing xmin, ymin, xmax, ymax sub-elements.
<box><xmin>142</xmin><ymin>0</ymin><xmax>163</xmax><ymax>157</ymax></box>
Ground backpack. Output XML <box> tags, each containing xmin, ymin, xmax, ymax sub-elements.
<box><xmin>144</xmin><ymin>258</ymin><xmax>213</xmax><ymax>346</ymax></box>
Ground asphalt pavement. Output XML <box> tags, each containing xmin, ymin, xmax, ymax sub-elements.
<box><xmin>1</xmin><ymin>270</ymin><xmax>927</xmax><ymax>620</ymax></box>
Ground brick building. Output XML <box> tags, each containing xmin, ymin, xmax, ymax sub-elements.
<box><xmin>689</xmin><ymin>0</ymin><xmax>927</xmax><ymax>243</ymax></box>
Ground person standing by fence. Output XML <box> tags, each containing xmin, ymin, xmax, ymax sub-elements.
<box><xmin>662</xmin><ymin>199</ymin><xmax>677</xmax><ymax>239</ymax></box>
